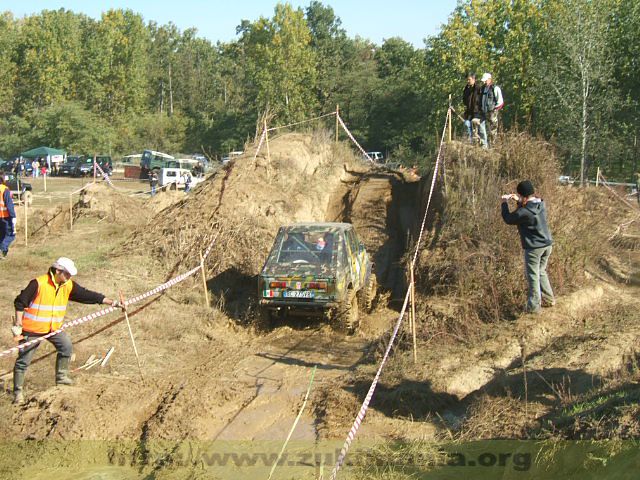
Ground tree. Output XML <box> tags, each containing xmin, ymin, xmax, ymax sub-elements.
<box><xmin>535</xmin><ymin>0</ymin><xmax>619</xmax><ymax>184</ymax></box>
<box><xmin>239</xmin><ymin>3</ymin><xmax>318</xmax><ymax>123</ymax></box>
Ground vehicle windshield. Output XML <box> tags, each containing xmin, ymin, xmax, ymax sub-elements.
<box><xmin>274</xmin><ymin>226</ymin><xmax>337</xmax><ymax>265</ymax></box>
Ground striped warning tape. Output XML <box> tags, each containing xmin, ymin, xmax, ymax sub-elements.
<box><xmin>0</xmin><ymin>234</ymin><xmax>218</xmax><ymax>359</ymax></box>
<box><xmin>253</xmin><ymin>128</ymin><xmax>267</xmax><ymax>162</ymax></box>
<box><xmin>336</xmin><ymin>114</ymin><xmax>373</xmax><ymax>163</ymax></box>
<box><xmin>329</xmin><ymin>108</ymin><xmax>450</xmax><ymax>480</ymax></box>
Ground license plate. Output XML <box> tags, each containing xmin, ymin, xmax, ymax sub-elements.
<box><xmin>285</xmin><ymin>290</ymin><xmax>314</xmax><ymax>298</ymax></box>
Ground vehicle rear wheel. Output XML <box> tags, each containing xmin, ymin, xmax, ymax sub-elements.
<box><xmin>170</xmin><ymin>183</ymin><xmax>177</xmax><ymax>191</ymax></box>
<box><xmin>256</xmin><ymin>306</ymin><xmax>272</xmax><ymax>332</ymax></box>
<box><xmin>333</xmin><ymin>291</ymin><xmax>359</xmax><ymax>334</ymax></box>
<box><xmin>361</xmin><ymin>273</ymin><xmax>377</xmax><ymax>313</ymax></box>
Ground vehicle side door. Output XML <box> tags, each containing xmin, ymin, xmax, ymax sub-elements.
<box><xmin>344</xmin><ymin>228</ymin><xmax>364</xmax><ymax>289</ymax></box>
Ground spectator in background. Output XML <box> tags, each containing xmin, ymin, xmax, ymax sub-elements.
<box><xmin>462</xmin><ymin>73</ymin><xmax>487</xmax><ymax>148</ymax></box>
<box><xmin>183</xmin><ymin>171</ymin><xmax>192</xmax><ymax>193</ymax></box>
<box><xmin>0</xmin><ymin>170</ymin><xmax>17</xmax><ymax>259</ymax></box>
<box><xmin>149</xmin><ymin>171</ymin><xmax>159</xmax><ymax>196</ymax></box>
<box><xmin>481</xmin><ymin>73</ymin><xmax>504</xmax><ymax>147</ymax></box>
<box><xmin>32</xmin><ymin>159</ymin><xmax>40</xmax><ymax>178</ymax></box>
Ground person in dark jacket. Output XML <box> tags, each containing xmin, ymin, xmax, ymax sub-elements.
<box><xmin>10</xmin><ymin>257</ymin><xmax>120</xmax><ymax>404</ymax></box>
<box><xmin>501</xmin><ymin>180</ymin><xmax>554</xmax><ymax>313</ymax></box>
<box><xmin>0</xmin><ymin>171</ymin><xmax>17</xmax><ymax>258</ymax></box>
<box><xmin>462</xmin><ymin>73</ymin><xmax>487</xmax><ymax>147</ymax></box>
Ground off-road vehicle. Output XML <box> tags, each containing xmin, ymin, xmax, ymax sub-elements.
<box><xmin>258</xmin><ymin>222</ymin><xmax>377</xmax><ymax>333</ymax></box>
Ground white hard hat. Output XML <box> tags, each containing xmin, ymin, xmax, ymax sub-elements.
<box><xmin>52</xmin><ymin>257</ymin><xmax>78</xmax><ymax>276</ymax></box>
<box><xmin>481</xmin><ymin>72</ymin><xmax>492</xmax><ymax>82</ymax></box>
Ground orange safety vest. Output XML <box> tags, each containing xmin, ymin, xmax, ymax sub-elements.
<box><xmin>23</xmin><ymin>273</ymin><xmax>74</xmax><ymax>334</ymax></box>
<box><xmin>0</xmin><ymin>184</ymin><xmax>9</xmax><ymax>218</ymax></box>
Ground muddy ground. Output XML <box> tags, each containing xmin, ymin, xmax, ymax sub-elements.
<box><xmin>0</xmin><ymin>134</ymin><xmax>639</xmax><ymax>479</ymax></box>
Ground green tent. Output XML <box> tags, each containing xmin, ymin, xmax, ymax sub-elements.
<box><xmin>20</xmin><ymin>146</ymin><xmax>66</xmax><ymax>158</ymax></box>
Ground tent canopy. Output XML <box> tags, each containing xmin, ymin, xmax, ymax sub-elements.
<box><xmin>20</xmin><ymin>146</ymin><xmax>66</xmax><ymax>158</ymax></box>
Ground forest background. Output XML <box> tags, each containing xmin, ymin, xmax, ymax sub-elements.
<box><xmin>0</xmin><ymin>0</ymin><xmax>638</xmax><ymax>181</ymax></box>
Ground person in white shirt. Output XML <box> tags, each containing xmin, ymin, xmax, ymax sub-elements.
<box><xmin>480</xmin><ymin>73</ymin><xmax>504</xmax><ymax>147</ymax></box>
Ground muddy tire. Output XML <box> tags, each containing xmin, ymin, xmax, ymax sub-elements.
<box><xmin>360</xmin><ymin>273</ymin><xmax>377</xmax><ymax>313</ymax></box>
<box><xmin>333</xmin><ymin>291</ymin><xmax>359</xmax><ymax>334</ymax></box>
<box><xmin>255</xmin><ymin>306</ymin><xmax>272</xmax><ymax>332</ymax></box>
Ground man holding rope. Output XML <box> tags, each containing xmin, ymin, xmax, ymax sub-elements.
<box><xmin>11</xmin><ymin>257</ymin><xmax>121</xmax><ymax>404</ymax></box>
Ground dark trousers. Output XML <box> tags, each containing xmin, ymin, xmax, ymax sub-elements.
<box><xmin>0</xmin><ymin>217</ymin><xmax>15</xmax><ymax>254</ymax></box>
<box><xmin>14</xmin><ymin>331</ymin><xmax>73</xmax><ymax>376</ymax></box>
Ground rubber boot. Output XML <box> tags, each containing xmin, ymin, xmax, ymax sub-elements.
<box><xmin>13</xmin><ymin>369</ymin><xmax>25</xmax><ymax>405</ymax></box>
<box><xmin>55</xmin><ymin>356</ymin><xmax>74</xmax><ymax>386</ymax></box>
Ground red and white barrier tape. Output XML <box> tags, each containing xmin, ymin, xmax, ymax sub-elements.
<box><xmin>94</xmin><ymin>162</ymin><xmax>114</xmax><ymax>187</ymax></box>
<box><xmin>337</xmin><ymin>114</ymin><xmax>372</xmax><ymax>163</ymax></box>
<box><xmin>329</xmin><ymin>108</ymin><xmax>450</xmax><ymax>479</ymax></box>
<box><xmin>0</xmin><ymin>231</ymin><xmax>219</xmax><ymax>359</ymax></box>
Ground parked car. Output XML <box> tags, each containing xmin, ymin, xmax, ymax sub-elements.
<box><xmin>221</xmin><ymin>151</ymin><xmax>244</xmax><ymax>165</ymax></box>
<box><xmin>60</xmin><ymin>156</ymin><xmax>84</xmax><ymax>176</ymax></box>
<box><xmin>73</xmin><ymin>157</ymin><xmax>95</xmax><ymax>177</ymax></box>
<box><xmin>257</xmin><ymin>222</ymin><xmax>377</xmax><ymax>333</ymax></box>
<box><xmin>158</xmin><ymin>167</ymin><xmax>200</xmax><ymax>191</ymax></box>
<box><xmin>95</xmin><ymin>155</ymin><xmax>113</xmax><ymax>175</ymax></box>
<box><xmin>4</xmin><ymin>173</ymin><xmax>33</xmax><ymax>205</ymax></box>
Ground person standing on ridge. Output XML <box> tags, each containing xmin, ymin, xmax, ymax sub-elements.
<box><xmin>11</xmin><ymin>257</ymin><xmax>121</xmax><ymax>404</ymax></box>
<box><xmin>462</xmin><ymin>73</ymin><xmax>487</xmax><ymax>147</ymax></box>
<box><xmin>501</xmin><ymin>180</ymin><xmax>554</xmax><ymax>314</ymax></box>
<box><xmin>0</xmin><ymin>170</ymin><xmax>16</xmax><ymax>259</ymax></box>
<box><xmin>481</xmin><ymin>72</ymin><xmax>504</xmax><ymax>146</ymax></box>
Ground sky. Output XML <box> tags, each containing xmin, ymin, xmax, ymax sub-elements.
<box><xmin>3</xmin><ymin>0</ymin><xmax>458</xmax><ymax>48</ymax></box>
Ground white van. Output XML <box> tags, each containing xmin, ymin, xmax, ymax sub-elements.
<box><xmin>363</xmin><ymin>151</ymin><xmax>384</xmax><ymax>163</ymax></box>
<box><xmin>158</xmin><ymin>167</ymin><xmax>198</xmax><ymax>190</ymax></box>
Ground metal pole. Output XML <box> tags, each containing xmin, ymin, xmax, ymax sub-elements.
<box><xmin>119</xmin><ymin>291</ymin><xmax>144</xmax><ymax>382</ymax></box>
<box><xmin>199</xmin><ymin>251</ymin><xmax>210</xmax><ymax>308</ymax></box>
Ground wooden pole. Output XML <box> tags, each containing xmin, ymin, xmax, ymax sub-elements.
<box><xmin>199</xmin><ymin>251</ymin><xmax>210</xmax><ymax>308</ymax></box>
<box><xmin>447</xmin><ymin>95</ymin><xmax>453</xmax><ymax>143</ymax></box>
<box><xmin>23</xmin><ymin>199</ymin><xmax>27</xmax><ymax>247</ymax></box>
<box><xmin>596</xmin><ymin>167</ymin><xmax>600</xmax><ymax>187</ymax></box>
<box><xmin>43</xmin><ymin>171</ymin><xmax>47</xmax><ymax>192</ymax></box>
<box><xmin>335</xmin><ymin>104</ymin><xmax>340</xmax><ymax>143</ymax></box>
<box><xmin>93</xmin><ymin>154</ymin><xmax>97</xmax><ymax>184</ymax></box>
<box><xmin>410</xmin><ymin>268</ymin><xmax>418</xmax><ymax>364</ymax></box>
<box><xmin>119</xmin><ymin>291</ymin><xmax>144</xmax><ymax>382</ymax></box>
<box><xmin>264</xmin><ymin>119</ymin><xmax>272</xmax><ymax>180</ymax></box>
<box><xmin>69</xmin><ymin>194</ymin><xmax>73</xmax><ymax>230</ymax></box>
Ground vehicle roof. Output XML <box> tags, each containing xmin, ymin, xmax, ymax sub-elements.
<box><xmin>284</xmin><ymin>222</ymin><xmax>353</xmax><ymax>230</ymax></box>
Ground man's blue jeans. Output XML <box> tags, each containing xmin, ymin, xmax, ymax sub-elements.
<box><xmin>524</xmin><ymin>245</ymin><xmax>555</xmax><ymax>313</ymax></box>
<box><xmin>0</xmin><ymin>217</ymin><xmax>15</xmax><ymax>254</ymax></box>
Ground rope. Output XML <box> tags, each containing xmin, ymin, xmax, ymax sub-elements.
<box><xmin>266</xmin><ymin>112</ymin><xmax>336</xmax><ymax>132</ymax></box>
<box><xmin>1</xmin><ymin>234</ymin><xmax>219</xmax><ymax>359</ymax></box>
<box><xmin>267</xmin><ymin>365</ymin><xmax>317</xmax><ymax>480</ymax></box>
<box><xmin>329</xmin><ymin>107</ymin><xmax>450</xmax><ymax>480</ymax></box>
<box><xmin>337</xmin><ymin>114</ymin><xmax>373</xmax><ymax>162</ymax></box>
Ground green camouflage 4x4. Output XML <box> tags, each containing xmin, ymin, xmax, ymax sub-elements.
<box><xmin>258</xmin><ymin>222</ymin><xmax>377</xmax><ymax>333</ymax></box>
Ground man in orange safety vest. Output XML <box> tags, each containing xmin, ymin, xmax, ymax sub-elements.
<box><xmin>11</xmin><ymin>257</ymin><xmax>121</xmax><ymax>404</ymax></box>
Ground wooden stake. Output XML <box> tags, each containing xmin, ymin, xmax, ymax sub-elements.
<box><xmin>596</xmin><ymin>167</ymin><xmax>600</xmax><ymax>187</ymax></box>
<box><xmin>447</xmin><ymin>95</ymin><xmax>453</xmax><ymax>142</ymax></box>
<box><xmin>69</xmin><ymin>194</ymin><xmax>73</xmax><ymax>230</ymax></box>
<box><xmin>119</xmin><ymin>291</ymin><xmax>144</xmax><ymax>382</ymax></box>
<box><xmin>335</xmin><ymin>104</ymin><xmax>340</xmax><ymax>143</ymax></box>
<box><xmin>264</xmin><ymin>119</ymin><xmax>272</xmax><ymax>180</ymax></box>
<box><xmin>410</xmin><ymin>269</ymin><xmax>418</xmax><ymax>364</ymax></box>
<box><xmin>200</xmin><ymin>251</ymin><xmax>210</xmax><ymax>308</ymax></box>
<box><xmin>24</xmin><ymin>198</ymin><xmax>28</xmax><ymax>247</ymax></box>
<box><xmin>43</xmin><ymin>172</ymin><xmax>47</xmax><ymax>192</ymax></box>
